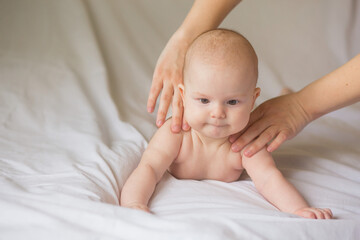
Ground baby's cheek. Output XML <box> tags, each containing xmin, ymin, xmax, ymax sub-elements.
<box><xmin>187</xmin><ymin>113</ymin><xmax>201</xmax><ymax>126</ymax></box>
<box><xmin>231</xmin><ymin>112</ymin><xmax>250</xmax><ymax>131</ymax></box>
<box><xmin>185</xmin><ymin>110</ymin><xmax>203</xmax><ymax>128</ymax></box>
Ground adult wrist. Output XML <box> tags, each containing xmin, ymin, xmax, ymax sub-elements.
<box><xmin>173</xmin><ymin>27</ymin><xmax>199</xmax><ymax>47</ymax></box>
<box><xmin>294</xmin><ymin>90</ymin><xmax>318</xmax><ymax>123</ymax></box>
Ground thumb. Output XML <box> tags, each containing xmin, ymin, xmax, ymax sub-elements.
<box><xmin>248</xmin><ymin>105</ymin><xmax>265</xmax><ymax>128</ymax></box>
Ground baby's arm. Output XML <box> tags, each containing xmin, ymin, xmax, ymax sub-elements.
<box><xmin>120</xmin><ymin>120</ymin><xmax>182</xmax><ymax>212</ymax></box>
<box><xmin>242</xmin><ymin>149</ymin><xmax>332</xmax><ymax>219</ymax></box>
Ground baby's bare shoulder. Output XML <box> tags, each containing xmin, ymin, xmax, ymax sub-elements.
<box><xmin>172</xmin><ymin>130</ymin><xmax>194</xmax><ymax>163</ymax></box>
<box><xmin>228</xmin><ymin>146</ymin><xmax>243</xmax><ymax>170</ymax></box>
<box><xmin>157</xmin><ymin>119</ymin><xmax>186</xmax><ymax>137</ymax></box>
<box><xmin>149</xmin><ymin>118</ymin><xmax>185</xmax><ymax>152</ymax></box>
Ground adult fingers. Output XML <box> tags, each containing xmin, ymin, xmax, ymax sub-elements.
<box><xmin>231</xmin><ymin>125</ymin><xmax>268</xmax><ymax>154</ymax></box>
<box><xmin>230</xmin><ymin>106</ymin><xmax>265</xmax><ymax>152</ymax></box>
<box><xmin>230</xmin><ymin>121</ymin><xmax>266</xmax><ymax>152</ymax></box>
<box><xmin>147</xmin><ymin>72</ymin><xmax>163</xmax><ymax>113</ymax></box>
<box><xmin>229</xmin><ymin>132</ymin><xmax>241</xmax><ymax>144</ymax></box>
<box><xmin>170</xmin><ymin>89</ymin><xmax>183</xmax><ymax>133</ymax></box>
<box><xmin>242</xmin><ymin>126</ymin><xmax>279</xmax><ymax>157</ymax></box>
<box><xmin>156</xmin><ymin>81</ymin><xmax>173</xmax><ymax>127</ymax></box>
<box><xmin>231</xmin><ymin>113</ymin><xmax>276</xmax><ymax>154</ymax></box>
<box><xmin>266</xmin><ymin>130</ymin><xmax>290</xmax><ymax>153</ymax></box>
<box><xmin>182</xmin><ymin>118</ymin><xmax>190</xmax><ymax>131</ymax></box>
<box><xmin>230</xmin><ymin>128</ymin><xmax>261</xmax><ymax>153</ymax></box>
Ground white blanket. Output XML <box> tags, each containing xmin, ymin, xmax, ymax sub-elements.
<box><xmin>0</xmin><ymin>0</ymin><xmax>359</xmax><ymax>239</ymax></box>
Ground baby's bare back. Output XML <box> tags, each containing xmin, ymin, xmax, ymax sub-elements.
<box><xmin>168</xmin><ymin>131</ymin><xmax>244</xmax><ymax>182</ymax></box>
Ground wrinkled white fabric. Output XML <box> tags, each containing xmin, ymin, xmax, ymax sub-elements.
<box><xmin>0</xmin><ymin>0</ymin><xmax>359</xmax><ymax>239</ymax></box>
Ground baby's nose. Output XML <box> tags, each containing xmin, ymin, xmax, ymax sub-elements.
<box><xmin>210</xmin><ymin>104</ymin><xmax>226</xmax><ymax>119</ymax></box>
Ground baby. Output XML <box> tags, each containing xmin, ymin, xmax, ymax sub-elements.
<box><xmin>121</xmin><ymin>29</ymin><xmax>332</xmax><ymax>219</ymax></box>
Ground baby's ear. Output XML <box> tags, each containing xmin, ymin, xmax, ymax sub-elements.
<box><xmin>252</xmin><ymin>87</ymin><xmax>261</xmax><ymax>108</ymax></box>
<box><xmin>254</xmin><ymin>87</ymin><xmax>261</xmax><ymax>99</ymax></box>
<box><xmin>178</xmin><ymin>84</ymin><xmax>185</xmax><ymax>104</ymax></box>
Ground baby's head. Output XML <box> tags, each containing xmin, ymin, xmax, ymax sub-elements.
<box><xmin>183</xmin><ymin>29</ymin><xmax>258</xmax><ymax>86</ymax></box>
<box><xmin>179</xmin><ymin>29</ymin><xmax>260</xmax><ymax>139</ymax></box>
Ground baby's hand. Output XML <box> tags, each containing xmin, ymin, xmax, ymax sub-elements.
<box><xmin>124</xmin><ymin>203</ymin><xmax>151</xmax><ymax>213</ymax></box>
<box><xmin>294</xmin><ymin>207</ymin><xmax>333</xmax><ymax>219</ymax></box>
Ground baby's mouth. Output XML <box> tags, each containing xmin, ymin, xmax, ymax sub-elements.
<box><xmin>209</xmin><ymin>122</ymin><xmax>227</xmax><ymax>127</ymax></box>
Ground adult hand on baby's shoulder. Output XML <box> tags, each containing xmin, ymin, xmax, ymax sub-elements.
<box><xmin>230</xmin><ymin>92</ymin><xmax>310</xmax><ymax>157</ymax></box>
<box><xmin>294</xmin><ymin>207</ymin><xmax>333</xmax><ymax>219</ymax></box>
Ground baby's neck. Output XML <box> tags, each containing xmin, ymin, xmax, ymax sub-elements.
<box><xmin>191</xmin><ymin>129</ymin><xmax>229</xmax><ymax>149</ymax></box>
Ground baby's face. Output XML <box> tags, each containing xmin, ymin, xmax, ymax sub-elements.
<box><xmin>181</xmin><ymin>60</ymin><xmax>259</xmax><ymax>139</ymax></box>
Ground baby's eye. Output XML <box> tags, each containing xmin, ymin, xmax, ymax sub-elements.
<box><xmin>199</xmin><ymin>98</ymin><xmax>209</xmax><ymax>104</ymax></box>
<box><xmin>227</xmin><ymin>100</ymin><xmax>239</xmax><ymax>105</ymax></box>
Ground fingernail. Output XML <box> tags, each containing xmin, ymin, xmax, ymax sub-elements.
<box><xmin>172</xmin><ymin>125</ymin><xmax>180</xmax><ymax>132</ymax></box>
<box><xmin>244</xmin><ymin>150</ymin><xmax>252</xmax><ymax>157</ymax></box>
<box><xmin>147</xmin><ymin>107</ymin><xmax>153</xmax><ymax>113</ymax></box>
<box><xmin>229</xmin><ymin>137</ymin><xmax>234</xmax><ymax>143</ymax></box>
<box><xmin>231</xmin><ymin>144</ymin><xmax>240</xmax><ymax>152</ymax></box>
<box><xmin>156</xmin><ymin>120</ymin><xmax>163</xmax><ymax>127</ymax></box>
<box><xmin>183</xmin><ymin>123</ymin><xmax>190</xmax><ymax>131</ymax></box>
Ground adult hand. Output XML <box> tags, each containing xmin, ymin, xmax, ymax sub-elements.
<box><xmin>230</xmin><ymin>92</ymin><xmax>311</xmax><ymax>157</ymax></box>
<box><xmin>147</xmin><ymin>0</ymin><xmax>241</xmax><ymax>133</ymax></box>
<box><xmin>230</xmin><ymin>54</ymin><xmax>360</xmax><ymax>156</ymax></box>
<box><xmin>147</xmin><ymin>32</ymin><xmax>190</xmax><ymax>133</ymax></box>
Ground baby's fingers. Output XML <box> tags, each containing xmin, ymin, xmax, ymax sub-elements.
<box><xmin>295</xmin><ymin>208</ymin><xmax>333</xmax><ymax>219</ymax></box>
<box><xmin>312</xmin><ymin>209</ymin><xmax>326</xmax><ymax>219</ymax></box>
<box><xmin>322</xmin><ymin>208</ymin><xmax>333</xmax><ymax>219</ymax></box>
<box><xmin>312</xmin><ymin>208</ymin><xmax>333</xmax><ymax>219</ymax></box>
<box><xmin>295</xmin><ymin>209</ymin><xmax>317</xmax><ymax>219</ymax></box>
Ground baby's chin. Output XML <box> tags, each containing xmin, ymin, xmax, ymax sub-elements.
<box><xmin>197</xmin><ymin>126</ymin><xmax>238</xmax><ymax>139</ymax></box>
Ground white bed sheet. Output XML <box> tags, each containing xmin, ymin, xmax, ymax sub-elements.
<box><xmin>0</xmin><ymin>0</ymin><xmax>359</xmax><ymax>239</ymax></box>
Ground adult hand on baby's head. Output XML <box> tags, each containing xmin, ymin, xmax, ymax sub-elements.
<box><xmin>229</xmin><ymin>92</ymin><xmax>310</xmax><ymax>157</ymax></box>
<box><xmin>147</xmin><ymin>32</ymin><xmax>190</xmax><ymax>133</ymax></box>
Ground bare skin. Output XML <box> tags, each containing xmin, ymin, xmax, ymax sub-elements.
<box><xmin>148</xmin><ymin>0</ymin><xmax>241</xmax><ymax>132</ymax></box>
<box><xmin>230</xmin><ymin>54</ymin><xmax>360</xmax><ymax>157</ymax></box>
<box><xmin>148</xmin><ymin>0</ymin><xmax>360</xmax><ymax>157</ymax></box>
<box><xmin>123</xmin><ymin>30</ymin><xmax>332</xmax><ymax>219</ymax></box>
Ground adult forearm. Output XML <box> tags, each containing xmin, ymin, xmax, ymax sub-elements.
<box><xmin>297</xmin><ymin>54</ymin><xmax>360</xmax><ymax>122</ymax></box>
<box><xmin>176</xmin><ymin>0</ymin><xmax>241</xmax><ymax>44</ymax></box>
